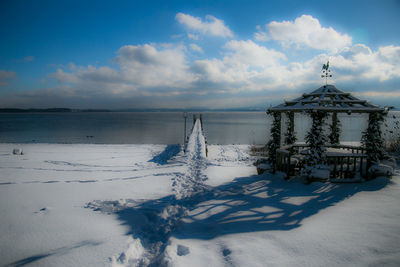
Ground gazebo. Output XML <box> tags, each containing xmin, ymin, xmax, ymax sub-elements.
<box><xmin>266</xmin><ymin>73</ymin><xmax>391</xmax><ymax>182</ymax></box>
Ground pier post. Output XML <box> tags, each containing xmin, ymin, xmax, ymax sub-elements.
<box><xmin>183</xmin><ymin>112</ymin><xmax>187</xmax><ymax>152</ymax></box>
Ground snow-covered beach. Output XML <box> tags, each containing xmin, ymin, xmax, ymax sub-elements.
<box><xmin>2</xmin><ymin>0</ymin><xmax>400</xmax><ymax>265</ymax></box>
<box><xmin>1</xmin><ymin>120</ymin><xmax>400</xmax><ymax>266</ymax></box>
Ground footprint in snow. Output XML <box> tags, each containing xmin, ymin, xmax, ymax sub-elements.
<box><xmin>222</xmin><ymin>248</ymin><xmax>231</xmax><ymax>257</ymax></box>
<box><xmin>177</xmin><ymin>244</ymin><xmax>190</xmax><ymax>256</ymax></box>
<box><xmin>220</xmin><ymin>245</ymin><xmax>234</xmax><ymax>266</ymax></box>
<box><xmin>34</xmin><ymin>207</ymin><xmax>51</xmax><ymax>214</ymax></box>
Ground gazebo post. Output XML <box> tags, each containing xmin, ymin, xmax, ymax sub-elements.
<box><xmin>362</xmin><ymin>111</ymin><xmax>388</xmax><ymax>178</ymax></box>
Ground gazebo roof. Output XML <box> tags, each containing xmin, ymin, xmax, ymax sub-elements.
<box><xmin>268</xmin><ymin>84</ymin><xmax>384</xmax><ymax>113</ymax></box>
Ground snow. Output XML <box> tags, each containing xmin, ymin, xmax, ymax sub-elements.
<box><xmin>308</xmin><ymin>166</ymin><xmax>331</xmax><ymax>180</ymax></box>
<box><xmin>1</xmin><ymin>123</ymin><xmax>400</xmax><ymax>266</ymax></box>
<box><xmin>369</xmin><ymin>163</ymin><xmax>394</xmax><ymax>177</ymax></box>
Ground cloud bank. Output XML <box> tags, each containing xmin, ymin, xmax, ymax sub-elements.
<box><xmin>2</xmin><ymin>14</ymin><xmax>399</xmax><ymax>109</ymax></box>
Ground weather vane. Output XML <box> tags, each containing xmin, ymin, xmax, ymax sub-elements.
<box><xmin>321</xmin><ymin>61</ymin><xmax>332</xmax><ymax>85</ymax></box>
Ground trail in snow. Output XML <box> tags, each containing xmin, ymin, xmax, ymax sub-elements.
<box><xmin>172</xmin><ymin>119</ymin><xmax>209</xmax><ymax>200</ymax></box>
<box><xmin>109</xmin><ymin>119</ymin><xmax>210</xmax><ymax>266</ymax></box>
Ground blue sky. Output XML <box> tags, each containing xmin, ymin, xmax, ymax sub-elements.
<box><xmin>0</xmin><ymin>0</ymin><xmax>399</xmax><ymax>109</ymax></box>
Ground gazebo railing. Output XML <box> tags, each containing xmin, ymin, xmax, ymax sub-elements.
<box><xmin>326</xmin><ymin>153</ymin><xmax>368</xmax><ymax>179</ymax></box>
<box><xmin>286</xmin><ymin>144</ymin><xmax>366</xmax><ymax>154</ymax></box>
<box><xmin>276</xmin><ymin>148</ymin><xmax>292</xmax><ymax>176</ymax></box>
<box><xmin>276</xmin><ymin>144</ymin><xmax>369</xmax><ymax>180</ymax></box>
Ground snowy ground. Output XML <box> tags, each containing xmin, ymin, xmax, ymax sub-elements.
<box><xmin>1</xmin><ymin>121</ymin><xmax>400</xmax><ymax>266</ymax></box>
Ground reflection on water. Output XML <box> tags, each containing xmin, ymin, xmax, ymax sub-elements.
<box><xmin>0</xmin><ymin>111</ymin><xmax>398</xmax><ymax>145</ymax></box>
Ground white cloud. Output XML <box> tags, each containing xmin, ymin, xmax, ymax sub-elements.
<box><xmin>358</xmin><ymin>91</ymin><xmax>400</xmax><ymax>98</ymax></box>
<box><xmin>191</xmin><ymin>40</ymin><xmax>287</xmax><ymax>86</ymax></box>
<box><xmin>0</xmin><ymin>70</ymin><xmax>17</xmax><ymax>86</ymax></box>
<box><xmin>176</xmin><ymin>13</ymin><xmax>233</xmax><ymax>38</ymax></box>
<box><xmin>189</xmin><ymin>43</ymin><xmax>203</xmax><ymax>53</ymax></box>
<box><xmin>258</xmin><ymin>15</ymin><xmax>352</xmax><ymax>51</ymax></box>
<box><xmin>378</xmin><ymin>45</ymin><xmax>400</xmax><ymax>65</ymax></box>
<box><xmin>189</xmin><ymin>42</ymin><xmax>295</xmax><ymax>94</ymax></box>
<box><xmin>188</xmin><ymin>33</ymin><xmax>199</xmax><ymax>40</ymax></box>
<box><xmin>115</xmin><ymin>44</ymin><xmax>194</xmax><ymax>88</ymax></box>
<box><xmin>50</xmin><ymin>69</ymin><xmax>80</xmax><ymax>84</ymax></box>
<box><xmin>224</xmin><ymin>40</ymin><xmax>286</xmax><ymax>67</ymax></box>
<box><xmin>254</xmin><ymin>25</ymin><xmax>269</xmax><ymax>41</ymax></box>
<box><xmin>79</xmin><ymin>66</ymin><xmax>121</xmax><ymax>83</ymax></box>
<box><xmin>50</xmin><ymin>43</ymin><xmax>195</xmax><ymax>97</ymax></box>
<box><xmin>330</xmin><ymin>44</ymin><xmax>400</xmax><ymax>82</ymax></box>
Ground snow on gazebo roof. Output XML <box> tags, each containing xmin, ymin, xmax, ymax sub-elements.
<box><xmin>268</xmin><ymin>84</ymin><xmax>385</xmax><ymax>113</ymax></box>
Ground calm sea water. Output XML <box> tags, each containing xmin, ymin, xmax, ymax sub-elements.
<box><xmin>0</xmin><ymin>112</ymin><xmax>398</xmax><ymax>145</ymax></box>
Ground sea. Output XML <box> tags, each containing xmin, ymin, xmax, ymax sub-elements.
<box><xmin>0</xmin><ymin>111</ymin><xmax>398</xmax><ymax>145</ymax></box>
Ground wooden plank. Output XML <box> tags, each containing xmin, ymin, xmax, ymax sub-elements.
<box><xmin>302</xmin><ymin>92</ymin><xmax>351</xmax><ymax>97</ymax></box>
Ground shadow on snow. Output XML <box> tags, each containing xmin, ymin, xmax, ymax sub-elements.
<box><xmin>148</xmin><ymin>145</ymin><xmax>181</xmax><ymax>165</ymax></box>
<box><xmin>175</xmin><ymin>175</ymin><xmax>390</xmax><ymax>239</ymax></box>
<box><xmin>6</xmin><ymin>240</ymin><xmax>102</xmax><ymax>267</ymax></box>
<box><xmin>88</xmin><ymin>173</ymin><xmax>391</xmax><ymax>265</ymax></box>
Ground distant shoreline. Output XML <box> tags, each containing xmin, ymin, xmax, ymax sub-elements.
<box><xmin>0</xmin><ymin>108</ymin><xmax>110</xmax><ymax>113</ymax></box>
<box><xmin>0</xmin><ymin>108</ymin><xmax>267</xmax><ymax>113</ymax></box>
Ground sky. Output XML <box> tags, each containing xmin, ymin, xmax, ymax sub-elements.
<box><xmin>0</xmin><ymin>0</ymin><xmax>399</xmax><ymax>109</ymax></box>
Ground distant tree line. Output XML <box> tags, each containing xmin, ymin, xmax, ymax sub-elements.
<box><xmin>0</xmin><ymin>108</ymin><xmax>111</xmax><ymax>113</ymax></box>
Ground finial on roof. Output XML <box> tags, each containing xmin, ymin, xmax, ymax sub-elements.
<box><xmin>321</xmin><ymin>61</ymin><xmax>332</xmax><ymax>85</ymax></box>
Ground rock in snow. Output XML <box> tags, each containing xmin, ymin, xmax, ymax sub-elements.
<box><xmin>12</xmin><ymin>148</ymin><xmax>23</xmax><ymax>155</ymax></box>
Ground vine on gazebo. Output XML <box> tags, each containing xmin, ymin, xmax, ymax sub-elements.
<box><xmin>284</xmin><ymin>111</ymin><xmax>297</xmax><ymax>145</ymax></box>
<box><xmin>362</xmin><ymin>111</ymin><xmax>388</xmax><ymax>164</ymax></box>
<box><xmin>303</xmin><ymin>110</ymin><xmax>328</xmax><ymax>171</ymax></box>
<box><xmin>267</xmin><ymin>111</ymin><xmax>281</xmax><ymax>170</ymax></box>
<box><xmin>328</xmin><ymin>112</ymin><xmax>341</xmax><ymax>145</ymax></box>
